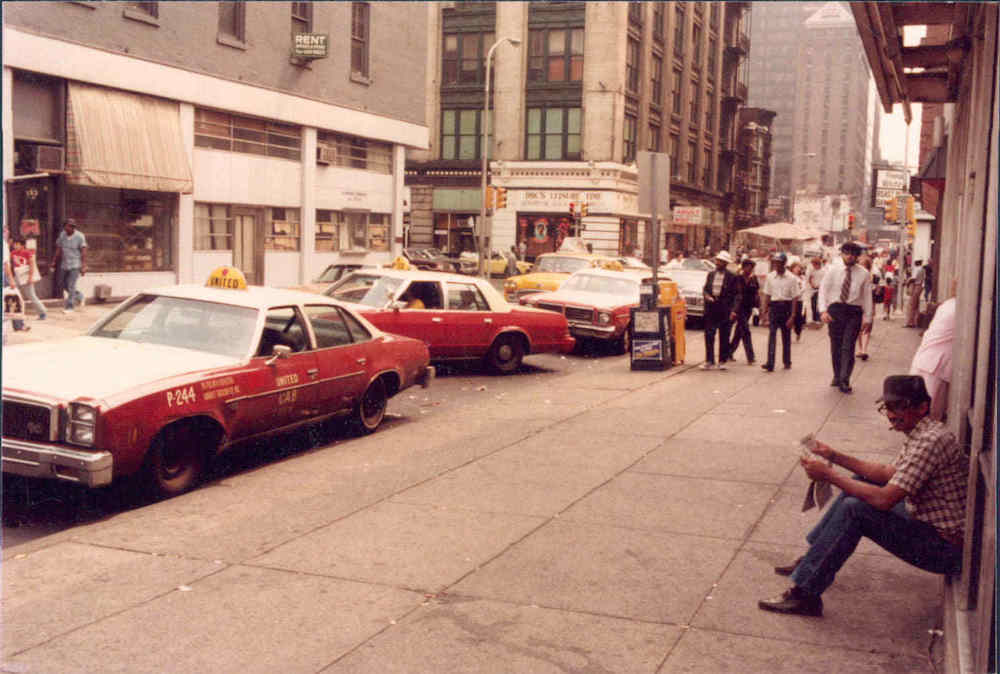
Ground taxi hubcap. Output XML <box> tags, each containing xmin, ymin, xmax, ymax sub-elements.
<box><xmin>497</xmin><ymin>344</ymin><xmax>513</xmax><ymax>360</ymax></box>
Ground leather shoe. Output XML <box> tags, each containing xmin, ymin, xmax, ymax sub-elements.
<box><xmin>838</xmin><ymin>383</ymin><xmax>853</xmax><ymax>394</ymax></box>
<box><xmin>830</xmin><ymin>378</ymin><xmax>840</xmax><ymax>387</ymax></box>
<box><xmin>774</xmin><ymin>556</ymin><xmax>804</xmax><ymax>576</ymax></box>
<box><xmin>758</xmin><ymin>587</ymin><xmax>823</xmax><ymax>617</ymax></box>
<box><xmin>761</xmin><ymin>364</ymin><xmax>774</xmax><ymax>372</ymax></box>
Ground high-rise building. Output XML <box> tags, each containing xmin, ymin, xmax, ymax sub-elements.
<box><xmin>748</xmin><ymin>1</ymin><xmax>875</xmax><ymax>219</ymax></box>
<box><xmin>406</xmin><ymin>1</ymin><xmax>752</xmax><ymax>259</ymax></box>
<box><xmin>3</xmin><ymin>2</ymin><xmax>428</xmax><ymax>299</ymax></box>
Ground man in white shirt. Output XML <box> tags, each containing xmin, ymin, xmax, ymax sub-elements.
<box><xmin>818</xmin><ymin>241</ymin><xmax>873</xmax><ymax>393</ymax></box>
<box><xmin>760</xmin><ymin>252</ymin><xmax>800</xmax><ymax>371</ymax></box>
<box><xmin>806</xmin><ymin>257</ymin><xmax>826</xmax><ymax>323</ymax></box>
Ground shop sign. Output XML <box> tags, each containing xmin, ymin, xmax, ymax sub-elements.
<box><xmin>672</xmin><ymin>206</ymin><xmax>704</xmax><ymax>225</ymax></box>
<box><xmin>293</xmin><ymin>33</ymin><xmax>329</xmax><ymax>59</ymax></box>
<box><xmin>513</xmin><ymin>190</ymin><xmax>603</xmax><ymax>212</ymax></box>
<box><xmin>19</xmin><ymin>219</ymin><xmax>40</xmax><ymax>236</ymax></box>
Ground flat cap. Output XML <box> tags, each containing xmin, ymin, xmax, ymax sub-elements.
<box><xmin>841</xmin><ymin>241</ymin><xmax>863</xmax><ymax>255</ymax></box>
<box><xmin>878</xmin><ymin>375</ymin><xmax>931</xmax><ymax>405</ymax></box>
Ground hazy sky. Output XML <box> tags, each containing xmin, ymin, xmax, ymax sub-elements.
<box><xmin>878</xmin><ymin>26</ymin><xmax>927</xmax><ymax>172</ymax></box>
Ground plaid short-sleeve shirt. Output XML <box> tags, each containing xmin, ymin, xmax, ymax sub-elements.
<box><xmin>889</xmin><ymin>417</ymin><xmax>968</xmax><ymax>544</ymax></box>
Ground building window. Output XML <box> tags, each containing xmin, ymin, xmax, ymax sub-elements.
<box><xmin>648</xmin><ymin>123</ymin><xmax>661</xmax><ymax>152</ymax></box>
<box><xmin>317</xmin><ymin>130</ymin><xmax>393</xmax><ymax>172</ymax></box>
<box><xmin>703</xmin><ymin>148</ymin><xmax>711</xmax><ymax>186</ymax></box>
<box><xmin>692</xmin><ymin>24</ymin><xmax>702</xmax><ymax>69</ymax></box>
<box><xmin>628</xmin><ymin>1</ymin><xmax>642</xmax><ymax>25</ymax></box>
<box><xmin>218</xmin><ymin>1</ymin><xmax>246</xmax><ymax>43</ymax></box>
<box><xmin>526</xmin><ymin>107</ymin><xmax>581</xmax><ymax>160</ymax></box>
<box><xmin>194</xmin><ymin>203</ymin><xmax>232</xmax><ymax>251</ymax></box>
<box><xmin>624</xmin><ymin>113</ymin><xmax>637</xmax><ymax>162</ymax></box>
<box><xmin>710</xmin><ymin>2</ymin><xmax>719</xmax><ymax>28</ymax></box>
<box><xmin>650</xmin><ymin>54</ymin><xmax>663</xmax><ymax>105</ymax></box>
<box><xmin>351</xmin><ymin>2</ymin><xmax>371</xmax><ymax>78</ymax></box>
<box><xmin>707</xmin><ymin>37</ymin><xmax>716</xmax><ymax>76</ymax></box>
<box><xmin>689</xmin><ymin>80</ymin><xmax>700</xmax><ymax>124</ymax></box>
<box><xmin>316</xmin><ymin>210</ymin><xmax>387</xmax><ymax>252</ymax></box>
<box><xmin>705</xmin><ymin>89</ymin><xmax>714</xmax><ymax>130</ymax></box>
<box><xmin>673</xmin><ymin>6</ymin><xmax>685</xmax><ymax>57</ymax></box>
<box><xmin>125</xmin><ymin>2</ymin><xmax>157</xmax><ymax>18</ymax></box>
<box><xmin>626</xmin><ymin>38</ymin><xmax>640</xmax><ymax>94</ymax></box>
<box><xmin>528</xmin><ymin>28</ymin><xmax>584</xmax><ymax>83</ymax></box>
<box><xmin>195</xmin><ymin>108</ymin><xmax>301</xmax><ymax>160</ymax></box>
<box><xmin>671</xmin><ymin>68</ymin><xmax>682</xmax><ymax>115</ymax></box>
<box><xmin>669</xmin><ymin>134</ymin><xmax>679</xmax><ymax>176</ymax></box>
<box><xmin>266</xmin><ymin>207</ymin><xmax>301</xmax><ymax>251</ymax></box>
<box><xmin>687</xmin><ymin>140</ymin><xmax>697</xmax><ymax>182</ymax></box>
<box><xmin>70</xmin><ymin>185</ymin><xmax>174</xmax><ymax>271</ymax></box>
<box><xmin>440</xmin><ymin>109</ymin><xmax>486</xmax><ymax>161</ymax></box>
<box><xmin>291</xmin><ymin>2</ymin><xmax>312</xmax><ymax>37</ymax></box>
<box><xmin>443</xmin><ymin>32</ymin><xmax>495</xmax><ymax>85</ymax></box>
<box><xmin>652</xmin><ymin>2</ymin><xmax>664</xmax><ymax>41</ymax></box>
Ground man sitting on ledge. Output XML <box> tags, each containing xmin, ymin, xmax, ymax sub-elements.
<box><xmin>759</xmin><ymin>374</ymin><xmax>968</xmax><ymax>617</ymax></box>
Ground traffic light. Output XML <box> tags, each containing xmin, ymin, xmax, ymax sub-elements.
<box><xmin>568</xmin><ymin>202</ymin><xmax>575</xmax><ymax>215</ymax></box>
<box><xmin>905</xmin><ymin>195</ymin><xmax>916</xmax><ymax>229</ymax></box>
<box><xmin>485</xmin><ymin>186</ymin><xmax>495</xmax><ymax>210</ymax></box>
<box><xmin>847</xmin><ymin>213</ymin><xmax>855</xmax><ymax>230</ymax></box>
<box><xmin>495</xmin><ymin>187</ymin><xmax>507</xmax><ymax>209</ymax></box>
<box><xmin>907</xmin><ymin>220</ymin><xmax>917</xmax><ymax>237</ymax></box>
<box><xmin>580</xmin><ymin>202</ymin><xmax>588</xmax><ymax>217</ymax></box>
<box><xmin>884</xmin><ymin>197</ymin><xmax>898</xmax><ymax>223</ymax></box>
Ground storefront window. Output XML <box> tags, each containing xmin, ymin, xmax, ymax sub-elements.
<box><xmin>66</xmin><ymin>185</ymin><xmax>174</xmax><ymax>272</ymax></box>
<box><xmin>433</xmin><ymin>212</ymin><xmax>477</xmax><ymax>253</ymax></box>
<box><xmin>265</xmin><ymin>208</ymin><xmax>300</xmax><ymax>251</ymax></box>
<box><xmin>194</xmin><ymin>204</ymin><xmax>232</xmax><ymax>250</ymax></box>
<box><xmin>317</xmin><ymin>211</ymin><xmax>390</xmax><ymax>252</ymax></box>
<box><xmin>316</xmin><ymin>209</ymin><xmax>344</xmax><ymax>252</ymax></box>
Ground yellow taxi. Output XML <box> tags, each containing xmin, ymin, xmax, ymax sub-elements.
<box><xmin>503</xmin><ymin>251</ymin><xmax>614</xmax><ymax>302</ymax></box>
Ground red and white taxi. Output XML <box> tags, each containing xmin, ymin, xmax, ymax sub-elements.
<box><xmin>1</xmin><ymin>268</ymin><xmax>432</xmax><ymax>498</ymax></box>
<box><xmin>324</xmin><ymin>269</ymin><xmax>575</xmax><ymax>373</ymax></box>
<box><xmin>519</xmin><ymin>268</ymin><xmax>683</xmax><ymax>355</ymax></box>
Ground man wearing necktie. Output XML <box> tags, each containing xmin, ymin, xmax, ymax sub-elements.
<box><xmin>818</xmin><ymin>242</ymin><xmax>873</xmax><ymax>393</ymax></box>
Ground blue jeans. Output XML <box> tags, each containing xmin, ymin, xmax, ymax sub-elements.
<box><xmin>791</xmin><ymin>490</ymin><xmax>962</xmax><ymax>597</ymax></box>
<box><xmin>60</xmin><ymin>267</ymin><xmax>83</xmax><ymax>309</ymax></box>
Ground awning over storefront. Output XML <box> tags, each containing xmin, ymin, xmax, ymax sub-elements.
<box><xmin>735</xmin><ymin>222</ymin><xmax>826</xmax><ymax>241</ymax></box>
<box><xmin>66</xmin><ymin>82</ymin><xmax>193</xmax><ymax>193</ymax></box>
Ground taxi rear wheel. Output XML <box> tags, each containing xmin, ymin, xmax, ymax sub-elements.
<box><xmin>145</xmin><ymin>423</ymin><xmax>208</xmax><ymax>498</ymax></box>
<box><xmin>353</xmin><ymin>378</ymin><xmax>387</xmax><ymax>434</ymax></box>
<box><xmin>486</xmin><ymin>334</ymin><xmax>525</xmax><ymax>374</ymax></box>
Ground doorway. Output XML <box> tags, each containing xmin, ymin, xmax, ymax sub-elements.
<box><xmin>232</xmin><ymin>210</ymin><xmax>263</xmax><ymax>285</ymax></box>
<box><xmin>5</xmin><ymin>177</ymin><xmax>56</xmax><ymax>298</ymax></box>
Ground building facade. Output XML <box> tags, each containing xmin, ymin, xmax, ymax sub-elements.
<box><xmin>748</xmin><ymin>1</ymin><xmax>876</xmax><ymax>219</ymax></box>
<box><xmin>732</xmin><ymin>107</ymin><xmax>775</xmax><ymax>230</ymax></box>
<box><xmin>3</xmin><ymin>1</ymin><xmax>428</xmax><ymax>300</ymax></box>
<box><xmin>406</xmin><ymin>1</ymin><xmax>751</xmax><ymax>261</ymax></box>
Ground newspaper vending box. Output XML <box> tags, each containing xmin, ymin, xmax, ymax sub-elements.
<box><xmin>629</xmin><ymin>305</ymin><xmax>673</xmax><ymax>371</ymax></box>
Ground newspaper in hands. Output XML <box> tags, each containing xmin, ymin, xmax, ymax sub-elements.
<box><xmin>800</xmin><ymin>434</ymin><xmax>833</xmax><ymax>511</ymax></box>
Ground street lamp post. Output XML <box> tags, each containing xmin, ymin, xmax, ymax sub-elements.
<box><xmin>479</xmin><ymin>36</ymin><xmax>521</xmax><ymax>277</ymax></box>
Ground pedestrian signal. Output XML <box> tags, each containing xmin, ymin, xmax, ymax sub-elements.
<box><xmin>495</xmin><ymin>187</ymin><xmax>507</xmax><ymax>209</ymax></box>
<box><xmin>905</xmin><ymin>196</ymin><xmax>916</xmax><ymax>229</ymax></box>
<box><xmin>847</xmin><ymin>213</ymin><xmax>855</xmax><ymax>230</ymax></box>
<box><xmin>569</xmin><ymin>202</ymin><xmax>575</xmax><ymax>215</ymax></box>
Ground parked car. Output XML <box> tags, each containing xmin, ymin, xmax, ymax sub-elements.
<box><xmin>460</xmin><ymin>250</ymin><xmax>533</xmax><ymax>277</ymax></box>
<box><xmin>324</xmin><ymin>268</ymin><xmax>575</xmax><ymax>373</ymax></box>
<box><xmin>402</xmin><ymin>247</ymin><xmax>476</xmax><ymax>274</ymax></box>
<box><xmin>288</xmin><ymin>262</ymin><xmax>374</xmax><ymax>294</ymax></box>
<box><xmin>1</xmin><ymin>268</ymin><xmax>433</xmax><ymax>498</ymax></box>
<box><xmin>502</xmin><ymin>251</ymin><xmax>612</xmax><ymax>302</ymax></box>
<box><xmin>661</xmin><ymin>258</ymin><xmax>713</xmax><ymax>319</ymax></box>
<box><xmin>519</xmin><ymin>268</ymin><xmax>682</xmax><ymax>354</ymax></box>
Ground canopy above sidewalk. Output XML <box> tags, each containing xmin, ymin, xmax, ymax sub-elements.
<box><xmin>735</xmin><ymin>222</ymin><xmax>827</xmax><ymax>241</ymax></box>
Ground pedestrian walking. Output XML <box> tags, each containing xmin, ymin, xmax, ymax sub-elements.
<box><xmin>806</xmin><ymin>257</ymin><xmax>825</xmax><ymax>324</ymax></box>
<box><xmin>728</xmin><ymin>257</ymin><xmax>759</xmax><ymax>364</ymax></box>
<box><xmin>51</xmin><ymin>218</ymin><xmax>87</xmax><ymax>313</ymax></box>
<box><xmin>882</xmin><ymin>271</ymin><xmax>896</xmax><ymax>320</ymax></box>
<box><xmin>818</xmin><ymin>241</ymin><xmax>873</xmax><ymax>394</ymax></box>
<box><xmin>789</xmin><ymin>261</ymin><xmax>808</xmax><ymax>341</ymax></box>
<box><xmin>759</xmin><ymin>375</ymin><xmax>967</xmax><ymax>618</ymax></box>
<box><xmin>759</xmin><ymin>252</ymin><xmax>798</xmax><ymax>371</ymax></box>
<box><xmin>699</xmin><ymin>251</ymin><xmax>740</xmax><ymax>370</ymax></box>
<box><xmin>855</xmin><ymin>255</ymin><xmax>874</xmax><ymax>361</ymax></box>
<box><xmin>10</xmin><ymin>236</ymin><xmax>46</xmax><ymax>321</ymax></box>
<box><xmin>904</xmin><ymin>260</ymin><xmax>926</xmax><ymax>327</ymax></box>
<box><xmin>923</xmin><ymin>261</ymin><xmax>933</xmax><ymax>302</ymax></box>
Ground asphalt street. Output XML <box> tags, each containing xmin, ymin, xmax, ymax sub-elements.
<box><xmin>2</xmin><ymin>304</ymin><xmax>944</xmax><ymax>673</ymax></box>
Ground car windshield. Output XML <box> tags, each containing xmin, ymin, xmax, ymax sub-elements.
<box><xmin>534</xmin><ymin>256</ymin><xmax>592</xmax><ymax>274</ymax></box>
<box><xmin>316</xmin><ymin>265</ymin><xmax>356</xmax><ymax>283</ymax></box>
<box><xmin>404</xmin><ymin>248</ymin><xmax>431</xmax><ymax>260</ymax></box>
<box><xmin>326</xmin><ymin>273</ymin><xmax>404</xmax><ymax>307</ymax></box>
<box><xmin>89</xmin><ymin>294</ymin><xmax>258</xmax><ymax>358</ymax></box>
<box><xmin>666</xmin><ymin>258</ymin><xmax>710</xmax><ymax>270</ymax></box>
<box><xmin>561</xmin><ymin>274</ymin><xmax>638</xmax><ymax>296</ymax></box>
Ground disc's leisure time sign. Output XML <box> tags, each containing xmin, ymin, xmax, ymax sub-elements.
<box><xmin>293</xmin><ymin>33</ymin><xmax>329</xmax><ymax>59</ymax></box>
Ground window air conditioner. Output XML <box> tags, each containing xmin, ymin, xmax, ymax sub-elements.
<box><xmin>316</xmin><ymin>145</ymin><xmax>335</xmax><ymax>165</ymax></box>
<box><xmin>28</xmin><ymin>145</ymin><xmax>65</xmax><ymax>172</ymax></box>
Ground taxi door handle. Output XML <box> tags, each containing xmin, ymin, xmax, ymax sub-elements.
<box><xmin>356</xmin><ymin>357</ymin><xmax>367</xmax><ymax>365</ymax></box>
<box><xmin>307</xmin><ymin>368</ymin><xmax>319</xmax><ymax>378</ymax></box>
<box><xmin>483</xmin><ymin>318</ymin><xmax>493</xmax><ymax>324</ymax></box>
<box><xmin>431</xmin><ymin>317</ymin><xmax>443</xmax><ymax>323</ymax></box>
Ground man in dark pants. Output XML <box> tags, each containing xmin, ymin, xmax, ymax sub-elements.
<box><xmin>760</xmin><ymin>252</ymin><xmax>799</xmax><ymax>371</ymax></box>
<box><xmin>729</xmin><ymin>257</ymin><xmax>759</xmax><ymax>364</ymax></box>
<box><xmin>818</xmin><ymin>241</ymin><xmax>873</xmax><ymax>393</ymax></box>
<box><xmin>699</xmin><ymin>251</ymin><xmax>740</xmax><ymax>370</ymax></box>
<box><xmin>758</xmin><ymin>375</ymin><xmax>967</xmax><ymax>617</ymax></box>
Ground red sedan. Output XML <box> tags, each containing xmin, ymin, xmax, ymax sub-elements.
<box><xmin>324</xmin><ymin>269</ymin><xmax>575</xmax><ymax>373</ymax></box>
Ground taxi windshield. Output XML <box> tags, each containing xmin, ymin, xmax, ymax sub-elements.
<box><xmin>561</xmin><ymin>274</ymin><xmax>638</xmax><ymax>296</ymax></box>
<box><xmin>533</xmin><ymin>256</ymin><xmax>592</xmax><ymax>274</ymax></box>
<box><xmin>326</xmin><ymin>273</ymin><xmax>404</xmax><ymax>307</ymax></box>
<box><xmin>89</xmin><ymin>294</ymin><xmax>258</xmax><ymax>358</ymax></box>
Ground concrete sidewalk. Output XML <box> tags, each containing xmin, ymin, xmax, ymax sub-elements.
<box><xmin>2</xmin><ymin>313</ymin><xmax>940</xmax><ymax>672</ymax></box>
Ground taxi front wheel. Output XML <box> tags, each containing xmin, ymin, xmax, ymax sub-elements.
<box><xmin>144</xmin><ymin>423</ymin><xmax>208</xmax><ymax>498</ymax></box>
<box><xmin>353</xmin><ymin>378</ymin><xmax>387</xmax><ymax>434</ymax></box>
<box><xmin>486</xmin><ymin>334</ymin><xmax>525</xmax><ymax>374</ymax></box>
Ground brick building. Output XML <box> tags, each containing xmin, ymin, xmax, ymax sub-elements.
<box><xmin>3</xmin><ymin>1</ymin><xmax>428</xmax><ymax>299</ymax></box>
<box><xmin>732</xmin><ymin>107</ymin><xmax>776</xmax><ymax>230</ymax></box>
<box><xmin>405</xmin><ymin>1</ymin><xmax>752</xmax><ymax>261</ymax></box>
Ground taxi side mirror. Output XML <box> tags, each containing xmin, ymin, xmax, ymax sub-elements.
<box><xmin>265</xmin><ymin>344</ymin><xmax>292</xmax><ymax>366</ymax></box>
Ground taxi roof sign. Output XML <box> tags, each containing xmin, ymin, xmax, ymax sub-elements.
<box><xmin>205</xmin><ymin>266</ymin><xmax>248</xmax><ymax>290</ymax></box>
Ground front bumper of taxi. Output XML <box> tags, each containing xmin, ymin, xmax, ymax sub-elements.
<box><xmin>2</xmin><ymin>438</ymin><xmax>113</xmax><ymax>487</ymax></box>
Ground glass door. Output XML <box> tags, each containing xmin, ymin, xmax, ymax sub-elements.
<box><xmin>232</xmin><ymin>212</ymin><xmax>262</xmax><ymax>285</ymax></box>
